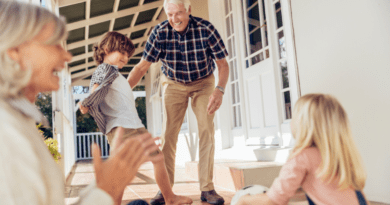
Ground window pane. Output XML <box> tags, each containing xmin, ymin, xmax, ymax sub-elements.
<box><xmin>283</xmin><ymin>91</ymin><xmax>291</xmax><ymax>119</ymax></box>
<box><xmin>265</xmin><ymin>49</ymin><xmax>270</xmax><ymax>58</ymax></box>
<box><xmin>248</xmin><ymin>4</ymin><xmax>260</xmax><ymax>23</ymax></box>
<box><xmin>246</xmin><ymin>0</ymin><xmax>257</xmax><ymax>8</ymax></box>
<box><xmin>236</xmin><ymin>82</ymin><xmax>240</xmax><ymax>103</ymax></box>
<box><xmin>233</xmin><ymin>106</ymin><xmax>237</xmax><ymax>127</ymax></box>
<box><xmin>238</xmin><ymin>105</ymin><xmax>242</xmax><ymax>127</ymax></box>
<box><xmin>251</xmin><ymin>53</ymin><xmax>264</xmax><ymax>65</ymax></box>
<box><xmin>264</xmin><ymin>25</ymin><xmax>269</xmax><ymax>46</ymax></box>
<box><xmin>229</xmin><ymin>0</ymin><xmax>232</xmax><ymax>13</ymax></box>
<box><xmin>232</xmin><ymin>36</ymin><xmax>236</xmax><ymax>57</ymax></box>
<box><xmin>250</xmin><ymin>28</ymin><xmax>262</xmax><ymax>54</ymax></box>
<box><xmin>224</xmin><ymin>0</ymin><xmax>229</xmax><ymax>15</ymax></box>
<box><xmin>226</xmin><ymin>16</ymin><xmax>231</xmax><ymax>37</ymax></box>
<box><xmin>234</xmin><ymin>59</ymin><xmax>238</xmax><ymax>80</ymax></box>
<box><xmin>228</xmin><ymin>38</ymin><xmax>233</xmax><ymax>58</ymax></box>
<box><xmin>278</xmin><ymin>31</ymin><xmax>286</xmax><ymax>59</ymax></box>
<box><xmin>275</xmin><ymin>2</ymin><xmax>283</xmax><ymax>28</ymax></box>
<box><xmin>229</xmin><ymin>60</ymin><xmax>235</xmax><ymax>81</ymax></box>
<box><xmin>230</xmin><ymin>14</ymin><xmax>235</xmax><ymax>35</ymax></box>
<box><xmin>232</xmin><ymin>83</ymin><xmax>236</xmax><ymax>104</ymax></box>
<box><xmin>281</xmin><ymin>60</ymin><xmax>289</xmax><ymax>89</ymax></box>
<box><xmin>262</xmin><ymin>0</ymin><xmax>266</xmax><ymax>21</ymax></box>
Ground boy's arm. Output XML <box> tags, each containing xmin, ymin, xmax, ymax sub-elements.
<box><xmin>78</xmin><ymin>84</ymin><xmax>99</xmax><ymax>114</ymax></box>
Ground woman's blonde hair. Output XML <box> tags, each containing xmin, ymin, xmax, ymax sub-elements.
<box><xmin>0</xmin><ymin>1</ymin><xmax>67</xmax><ymax>98</ymax></box>
<box><xmin>291</xmin><ymin>93</ymin><xmax>366</xmax><ymax>190</ymax></box>
<box><xmin>164</xmin><ymin>0</ymin><xmax>191</xmax><ymax>12</ymax></box>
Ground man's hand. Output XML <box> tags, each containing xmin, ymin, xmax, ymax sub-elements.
<box><xmin>92</xmin><ymin>127</ymin><xmax>161</xmax><ymax>202</ymax></box>
<box><xmin>207</xmin><ymin>88</ymin><xmax>224</xmax><ymax>115</ymax></box>
<box><xmin>78</xmin><ymin>101</ymin><xmax>89</xmax><ymax>114</ymax></box>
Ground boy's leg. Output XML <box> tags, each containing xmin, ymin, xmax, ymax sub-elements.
<box><xmin>133</xmin><ymin>128</ymin><xmax>192</xmax><ymax>205</ymax></box>
<box><xmin>106</xmin><ymin>127</ymin><xmax>144</xmax><ymax>205</ymax></box>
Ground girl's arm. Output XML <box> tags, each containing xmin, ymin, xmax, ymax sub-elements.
<box><xmin>236</xmin><ymin>193</ymin><xmax>277</xmax><ymax>205</ymax></box>
<box><xmin>78</xmin><ymin>84</ymin><xmax>99</xmax><ymax>114</ymax></box>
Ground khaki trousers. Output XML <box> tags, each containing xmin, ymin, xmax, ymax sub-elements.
<box><xmin>106</xmin><ymin>127</ymin><xmax>159</xmax><ymax>156</ymax></box>
<box><xmin>161</xmin><ymin>74</ymin><xmax>215</xmax><ymax>191</ymax></box>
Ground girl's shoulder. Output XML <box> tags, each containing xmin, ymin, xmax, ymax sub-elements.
<box><xmin>295</xmin><ymin>147</ymin><xmax>322</xmax><ymax>167</ymax></box>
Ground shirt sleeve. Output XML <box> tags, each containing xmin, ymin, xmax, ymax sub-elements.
<box><xmin>142</xmin><ymin>25</ymin><xmax>162</xmax><ymax>63</ymax></box>
<box><xmin>75</xmin><ymin>181</ymin><xmax>114</xmax><ymax>205</ymax></box>
<box><xmin>90</xmin><ymin>64</ymin><xmax>107</xmax><ymax>88</ymax></box>
<box><xmin>207</xmin><ymin>24</ymin><xmax>229</xmax><ymax>60</ymax></box>
<box><xmin>266</xmin><ymin>151</ymin><xmax>309</xmax><ymax>205</ymax></box>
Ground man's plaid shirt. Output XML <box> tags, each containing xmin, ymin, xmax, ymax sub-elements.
<box><xmin>143</xmin><ymin>15</ymin><xmax>229</xmax><ymax>83</ymax></box>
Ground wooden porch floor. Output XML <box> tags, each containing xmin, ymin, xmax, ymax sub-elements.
<box><xmin>65</xmin><ymin>159</ymin><xmax>389</xmax><ymax>205</ymax></box>
<box><xmin>65</xmin><ymin>160</ymin><xmax>237</xmax><ymax>205</ymax></box>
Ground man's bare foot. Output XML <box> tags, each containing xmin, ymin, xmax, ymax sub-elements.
<box><xmin>166</xmin><ymin>194</ymin><xmax>193</xmax><ymax>205</ymax></box>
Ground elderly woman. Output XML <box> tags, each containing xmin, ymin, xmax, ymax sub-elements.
<box><xmin>0</xmin><ymin>1</ymin><xmax>160</xmax><ymax>205</ymax></box>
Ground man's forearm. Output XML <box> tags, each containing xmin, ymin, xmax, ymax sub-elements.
<box><xmin>216</xmin><ymin>59</ymin><xmax>229</xmax><ymax>89</ymax></box>
<box><xmin>127</xmin><ymin>68</ymin><xmax>143</xmax><ymax>89</ymax></box>
<box><xmin>127</xmin><ymin>59</ymin><xmax>151</xmax><ymax>89</ymax></box>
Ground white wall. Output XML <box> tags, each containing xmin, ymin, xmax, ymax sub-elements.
<box><xmin>190</xmin><ymin>0</ymin><xmax>209</xmax><ymax>20</ymax></box>
<box><xmin>291</xmin><ymin>0</ymin><xmax>390</xmax><ymax>203</ymax></box>
<box><xmin>207</xmin><ymin>0</ymin><xmax>234</xmax><ymax>149</ymax></box>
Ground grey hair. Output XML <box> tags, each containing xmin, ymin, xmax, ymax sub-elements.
<box><xmin>0</xmin><ymin>1</ymin><xmax>67</xmax><ymax>99</ymax></box>
<box><xmin>164</xmin><ymin>0</ymin><xmax>191</xmax><ymax>12</ymax></box>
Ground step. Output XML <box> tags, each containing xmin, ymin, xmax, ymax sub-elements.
<box><xmin>185</xmin><ymin>159</ymin><xmax>284</xmax><ymax>191</ymax></box>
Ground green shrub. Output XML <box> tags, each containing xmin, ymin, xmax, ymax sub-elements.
<box><xmin>44</xmin><ymin>138</ymin><xmax>61</xmax><ymax>163</ymax></box>
<box><xmin>37</xmin><ymin>124</ymin><xmax>61</xmax><ymax>163</ymax></box>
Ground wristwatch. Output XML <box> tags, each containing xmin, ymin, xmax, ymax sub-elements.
<box><xmin>215</xmin><ymin>86</ymin><xmax>225</xmax><ymax>94</ymax></box>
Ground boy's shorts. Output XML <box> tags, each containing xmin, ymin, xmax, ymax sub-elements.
<box><xmin>106</xmin><ymin>127</ymin><xmax>160</xmax><ymax>156</ymax></box>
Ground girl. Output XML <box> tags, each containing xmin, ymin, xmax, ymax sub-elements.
<box><xmin>237</xmin><ymin>94</ymin><xmax>368</xmax><ymax>205</ymax></box>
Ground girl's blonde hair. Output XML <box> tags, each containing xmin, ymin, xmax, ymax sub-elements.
<box><xmin>164</xmin><ymin>0</ymin><xmax>191</xmax><ymax>12</ymax></box>
<box><xmin>0</xmin><ymin>1</ymin><xmax>67</xmax><ymax>98</ymax></box>
<box><xmin>291</xmin><ymin>94</ymin><xmax>366</xmax><ymax>190</ymax></box>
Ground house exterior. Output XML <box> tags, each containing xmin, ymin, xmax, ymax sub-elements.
<box><xmin>19</xmin><ymin>0</ymin><xmax>390</xmax><ymax>203</ymax></box>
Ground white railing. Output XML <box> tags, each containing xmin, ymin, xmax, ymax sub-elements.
<box><xmin>75</xmin><ymin>132</ymin><xmax>110</xmax><ymax>160</ymax></box>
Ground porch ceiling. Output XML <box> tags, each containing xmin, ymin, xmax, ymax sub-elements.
<box><xmin>59</xmin><ymin>0</ymin><xmax>165</xmax><ymax>86</ymax></box>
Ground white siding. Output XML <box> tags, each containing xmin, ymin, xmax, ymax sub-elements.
<box><xmin>291</xmin><ymin>0</ymin><xmax>390</xmax><ymax>203</ymax></box>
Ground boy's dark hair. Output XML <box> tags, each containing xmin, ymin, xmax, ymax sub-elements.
<box><xmin>93</xmin><ymin>31</ymin><xmax>135</xmax><ymax>65</ymax></box>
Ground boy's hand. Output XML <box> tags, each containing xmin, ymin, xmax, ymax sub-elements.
<box><xmin>78</xmin><ymin>101</ymin><xmax>89</xmax><ymax>114</ymax></box>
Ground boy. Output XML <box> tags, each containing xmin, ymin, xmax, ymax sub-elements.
<box><xmin>79</xmin><ymin>31</ymin><xmax>192</xmax><ymax>205</ymax></box>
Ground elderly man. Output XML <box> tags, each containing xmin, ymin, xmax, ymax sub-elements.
<box><xmin>127</xmin><ymin>0</ymin><xmax>229</xmax><ymax>204</ymax></box>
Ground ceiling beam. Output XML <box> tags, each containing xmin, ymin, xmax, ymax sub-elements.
<box><xmin>59</xmin><ymin>0</ymin><xmax>86</xmax><ymax>7</ymax></box>
<box><xmin>67</xmin><ymin>0</ymin><xmax>163</xmax><ymax>31</ymax></box>
<box><xmin>71</xmin><ymin>68</ymin><xmax>95</xmax><ymax>79</ymax></box>
<box><xmin>69</xmin><ymin>62</ymin><xmax>96</xmax><ymax>72</ymax></box>
<box><xmin>67</xmin><ymin>20</ymin><xmax>160</xmax><ymax>49</ymax></box>
<box><xmin>69</xmin><ymin>37</ymin><xmax>147</xmax><ymax>63</ymax></box>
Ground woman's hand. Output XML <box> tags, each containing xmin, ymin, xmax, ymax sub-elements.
<box><xmin>78</xmin><ymin>101</ymin><xmax>89</xmax><ymax>114</ymax></box>
<box><xmin>92</xmin><ymin>127</ymin><xmax>162</xmax><ymax>202</ymax></box>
